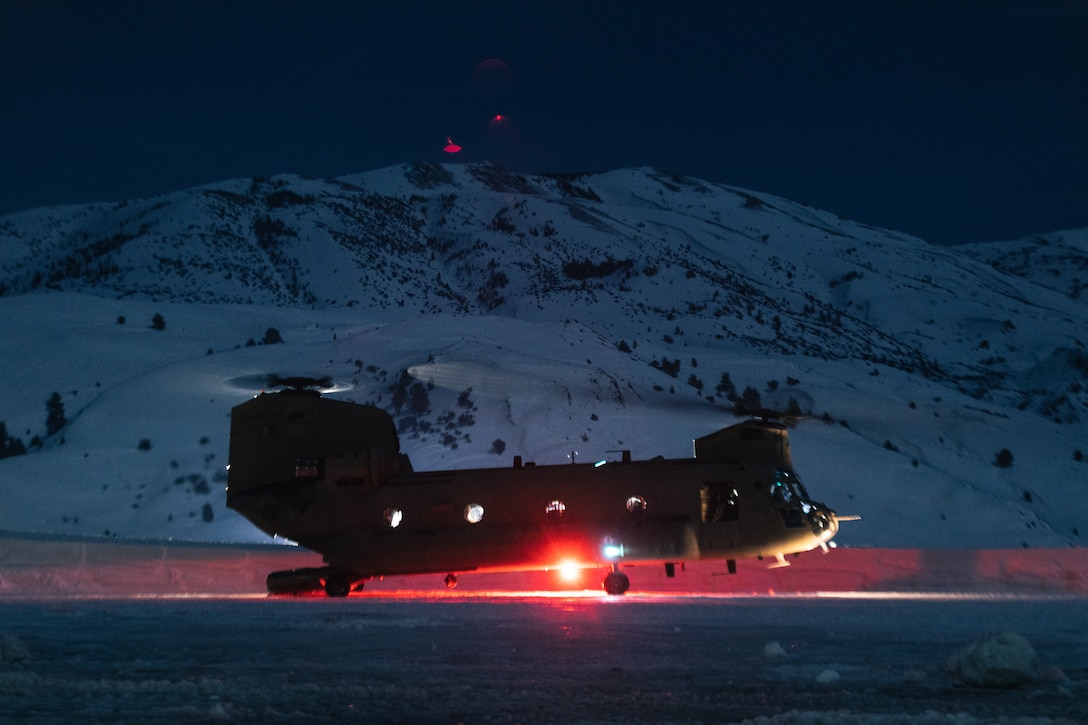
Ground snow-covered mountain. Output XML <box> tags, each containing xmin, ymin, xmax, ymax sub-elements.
<box><xmin>0</xmin><ymin>162</ymin><xmax>1084</xmax><ymax>549</ymax></box>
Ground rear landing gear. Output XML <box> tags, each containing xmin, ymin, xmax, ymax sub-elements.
<box><xmin>265</xmin><ymin>567</ymin><xmax>363</xmax><ymax>597</ymax></box>
<box><xmin>324</xmin><ymin>572</ymin><xmax>352</xmax><ymax>598</ymax></box>
<box><xmin>603</xmin><ymin>570</ymin><xmax>630</xmax><ymax>595</ymax></box>
<box><xmin>267</xmin><ymin>567</ymin><xmax>328</xmax><ymax>595</ymax></box>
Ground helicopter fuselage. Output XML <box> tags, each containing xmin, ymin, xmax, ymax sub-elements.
<box><xmin>226</xmin><ymin>390</ymin><xmax>841</xmax><ymax>595</ymax></box>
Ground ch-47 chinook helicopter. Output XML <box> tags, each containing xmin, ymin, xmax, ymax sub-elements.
<box><xmin>226</xmin><ymin>382</ymin><xmax>850</xmax><ymax>597</ymax></box>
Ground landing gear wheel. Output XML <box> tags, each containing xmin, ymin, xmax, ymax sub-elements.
<box><xmin>324</xmin><ymin>573</ymin><xmax>351</xmax><ymax>598</ymax></box>
<box><xmin>603</xmin><ymin>571</ymin><xmax>630</xmax><ymax>595</ymax></box>
<box><xmin>444</xmin><ymin>573</ymin><xmax>458</xmax><ymax>590</ymax></box>
<box><xmin>266</xmin><ymin>567</ymin><xmax>328</xmax><ymax>595</ymax></box>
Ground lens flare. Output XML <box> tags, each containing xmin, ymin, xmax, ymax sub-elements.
<box><xmin>557</xmin><ymin>560</ymin><xmax>581</xmax><ymax>583</ymax></box>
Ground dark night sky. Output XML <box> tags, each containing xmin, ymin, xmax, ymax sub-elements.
<box><xmin>2</xmin><ymin>1</ymin><xmax>1086</xmax><ymax>245</ymax></box>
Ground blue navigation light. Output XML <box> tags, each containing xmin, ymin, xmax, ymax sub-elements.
<box><xmin>603</xmin><ymin>543</ymin><xmax>624</xmax><ymax>559</ymax></box>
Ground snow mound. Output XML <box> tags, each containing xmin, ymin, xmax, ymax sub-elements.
<box><xmin>947</xmin><ymin>631</ymin><xmax>1039</xmax><ymax>688</ymax></box>
<box><xmin>1</xmin><ymin>634</ymin><xmax>30</xmax><ymax>664</ymax></box>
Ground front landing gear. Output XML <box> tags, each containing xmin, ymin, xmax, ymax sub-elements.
<box><xmin>603</xmin><ymin>570</ymin><xmax>630</xmax><ymax>595</ymax></box>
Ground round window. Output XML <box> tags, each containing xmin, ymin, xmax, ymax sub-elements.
<box><xmin>545</xmin><ymin>499</ymin><xmax>566</xmax><ymax>519</ymax></box>
<box><xmin>463</xmin><ymin>503</ymin><xmax>485</xmax><ymax>524</ymax></box>
<box><xmin>382</xmin><ymin>507</ymin><xmax>403</xmax><ymax>528</ymax></box>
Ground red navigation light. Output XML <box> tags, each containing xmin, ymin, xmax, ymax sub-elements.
<box><xmin>558</xmin><ymin>560</ymin><xmax>581</xmax><ymax>583</ymax></box>
<box><xmin>443</xmin><ymin>136</ymin><xmax>462</xmax><ymax>153</ymax></box>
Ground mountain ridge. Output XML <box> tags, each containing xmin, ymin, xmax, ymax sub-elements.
<box><xmin>0</xmin><ymin>162</ymin><xmax>1085</xmax><ymax>549</ymax></box>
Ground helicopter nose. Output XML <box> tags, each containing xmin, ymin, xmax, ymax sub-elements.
<box><xmin>807</xmin><ymin>506</ymin><xmax>837</xmax><ymax>540</ymax></box>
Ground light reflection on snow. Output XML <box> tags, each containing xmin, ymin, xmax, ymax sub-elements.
<box><xmin>8</xmin><ymin>590</ymin><xmax>1080</xmax><ymax>604</ymax></box>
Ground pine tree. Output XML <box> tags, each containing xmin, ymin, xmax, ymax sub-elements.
<box><xmin>0</xmin><ymin>422</ymin><xmax>26</xmax><ymax>457</ymax></box>
<box><xmin>46</xmin><ymin>392</ymin><xmax>67</xmax><ymax>436</ymax></box>
<box><xmin>408</xmin><ymin>382</ymin><xmax>430</xmax><ymax>414</ymax></box>
<box><xmin>715</xmin><ymin>373</ymin><xmax>738</xmax><ymax>401</ymax></box>
<box><xmin>737</xmin><ymin>386</ymin><xmax>762</xmax><ymax>414</ymax></box>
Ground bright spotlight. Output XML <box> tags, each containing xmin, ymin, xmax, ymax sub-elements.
<box><xmin>558</xmin><ymin>560</ymin><xmax>581</xmax><ymax>582</ymax></box>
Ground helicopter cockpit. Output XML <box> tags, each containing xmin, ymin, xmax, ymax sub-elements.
<box><xmin>771</xmin><ymin>469</ymin><xmax>814</xmax><ymax>527</ymax></box>
<box><xmin>771</xmin><ymin>469</ymin><xmax>836</xmax><ymax>540</ymax></box>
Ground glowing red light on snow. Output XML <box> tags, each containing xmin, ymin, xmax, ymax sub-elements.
<box><xmin>492</xmin><ymin>114</ymin><xmax>505</xmax><ymax>123</ymax></box>
<box><xmin>557</xmin><ymin>560</ymin><xmax>582</xmax><ymax>583</ymax></box>
<box><xmin>443</xmin><ymin>136</ymin><xmax>462</xmax><ymax>153</ymax></box>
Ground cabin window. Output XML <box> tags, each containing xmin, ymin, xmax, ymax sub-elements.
<box><xmin>724</xmin><ymin>487</ymin><xmax>739</xmax><ymax>520</ymax></box>
<box><xmin>463</xmin><ymin>503</ymin><xmax>485</xmax><ymax>524</ymax></box>
<box><xmin>382</xmin><ymin>507</ymin><xmax>403</xmax><ymax>528</ymax></box>
<box><xmin>700</xmin><ymin>483</ymin><xmax>739</xmax><ymax>523</ymax></box>
<box><xmin>545</xmin><ymin>499</ymin><xmax>566</xmax><ymax>519</ymax></box>
<box><xmin>625</xmin><ymin>495</ymin><xmax>647</xmax><ymax>513</ymax></box>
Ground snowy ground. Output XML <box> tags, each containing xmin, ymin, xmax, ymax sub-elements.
<box><xmin>3</xmin><ymin>537</ymin><xmax>1086</xmax><ymax>723</ymax></box>
<box><xmin>1</xmin><ymin>595</ymin><xmax>1086</xmax><ymax>724</ymax></box>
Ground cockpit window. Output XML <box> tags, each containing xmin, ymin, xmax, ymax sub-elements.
<box><xmin>788</xmin><ymin>472</ymin><xmax>811</xmax><ymax>500</ymax></box>
<box><xmin>770</xmin><ymin>479</ymin><xmax>794</xmax><ymax>504</ymax></box>
<box><xmin>773</xmin><ymin>470</ymin><xmax>810</xmax><ymax>502</ymax></box>
<box><xmin>772</xmin><ymin>470</ymin><xmax>811</xmax><ymax>528</ymax></box>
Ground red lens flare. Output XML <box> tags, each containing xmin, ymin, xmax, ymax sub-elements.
<box><xmin>443</xmin><ymin>136</ymin><xmax>462</xmax><ymax>153</ymax></box>
<box><xmin>473</xmin><ymin>58</ymin><xmax>513</xmax><ymax>96</ymax></box>
<box><xmin>557</xmin><ymin>560</ymin><xmax>582</xmax><ymax>583</ymax></box>
<box><xmin>487</xmin><ymin>114</ymin><xmax>515</xmax><ymax>142</ymax></box>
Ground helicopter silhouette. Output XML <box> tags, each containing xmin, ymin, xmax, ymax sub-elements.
<box><xmin>226</xmin><ymin>378</ymin><xmax>849</xmax><ymax>596</ymax></box>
